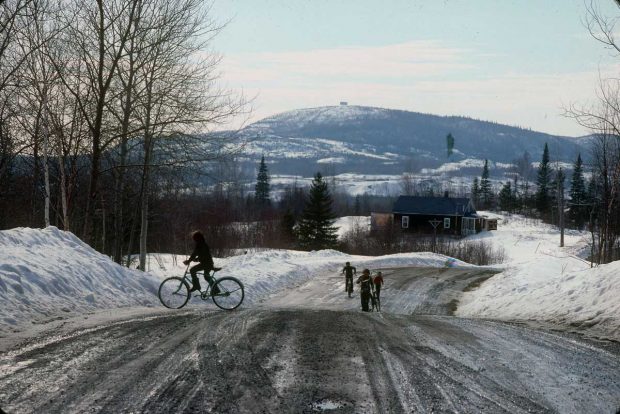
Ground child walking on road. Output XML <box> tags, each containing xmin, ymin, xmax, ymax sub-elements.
<box><xmin>356</xmin><ymin>269</ymin><xmax>373</xmax><ymax>311</ymax></box>
<box><xmin>373</xmin><ymin>271</ymin><xmax>384</xmax><ymax>302</ymax></box>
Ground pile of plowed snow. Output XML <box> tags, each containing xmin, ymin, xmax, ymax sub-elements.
<box><xmin>0</xmin><ymin>227</ymin><xmax>161</xmax><ymax>336</ymax></box>
<box><xmin>457</xmin><ymin>260</ymin><xmax>620</xmax><ymax>340</ymax></box>
<box><xmin>146</xmin><ymin>249</ymin><xmax>471</xmax><ymax>306</ymax></box>
<box><xmin>456</xmin><ymin>212</ymin><xmax>620</xmax><ymax>341</ymax></box>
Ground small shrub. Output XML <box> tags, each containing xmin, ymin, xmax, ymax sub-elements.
<box><xmin>340</xmin><ymin>226</ymin><xmax>506</xmax><ymax>266</ymax></box>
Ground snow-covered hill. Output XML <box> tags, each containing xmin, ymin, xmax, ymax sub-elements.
<box><xmin>201</xmin><ymin>104</ymin><xmax>591</xmax><ymax>198</ymax></box>
<box><xmin>237</xmin><ymin>105</ymin><xmax>588</xmax><ymax>169</ymax></box>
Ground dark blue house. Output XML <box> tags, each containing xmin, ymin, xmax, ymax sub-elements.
<box><xmin>392</xmin><ymin>195</ymin><xmax>481</xmax><ymax>236</ymax></box>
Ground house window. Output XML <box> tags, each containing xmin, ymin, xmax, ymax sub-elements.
<box><xmin>462</xmin><ymin>217</ymin><xmax>476</xmax><ymax>235</ymax></box>
<box><xmin>402</xmin><ymin>216</ymin><xmax>409</xmax><ymax>229</ymax></box>
<box><xmin>444</xmin><ymin>218</ymin><xmax>450</xmax><ymax>228</ymax></box>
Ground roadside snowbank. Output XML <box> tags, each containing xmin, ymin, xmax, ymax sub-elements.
<box><xmin>457</xmin><ymin>259</ymin><xmax>620</xmax><ymax>340</ymax></box>
<box><xmin>0</xmin><ymin>227</ymin><xmax>161</xmax><ymax>336</ymax></box>
<box><xmin>456</xmin><ymin>213</ymin><xmax>620</xmax><ymax>341</ymax></box>
<box><xmin>0</xmin><ymin>226</ymin><xmax>467</xmax><ymax>336</ymax></box>
<box><xmin>146</xmin><ymin>249</ymin><xmax>472</xmax><ymax>307</ymax></box>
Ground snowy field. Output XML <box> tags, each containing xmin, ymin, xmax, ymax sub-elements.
<box><xmin>1</xmin><ymin>211</ymin><xmax>618</xmax><ymax>342</ymax></box>
<box><xmin>269</xmin><ymin>171</ymin><xmax>503</xmax><ymax>198</ymax></box>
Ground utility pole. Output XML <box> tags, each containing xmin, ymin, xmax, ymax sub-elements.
<box><xmin>558</xmin><ymin>168</ymin><xmax>564</xmax><ymax>247</ymax></box>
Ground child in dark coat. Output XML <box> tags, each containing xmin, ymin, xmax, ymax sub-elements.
<box><xmin>356</xmin><ymin>269</ymin><xmax>373</xmax><ymax>312</ymax></box>
<box><xmin>183</xmin><ymin>231</ymin><xmax>217</xmax><ymax>293</ymax></box>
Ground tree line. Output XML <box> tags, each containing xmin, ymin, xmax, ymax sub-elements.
<box><xmin>0</xmin><ymin>0</ymin><xmax>245</xmax><ymax>269</ymax></box>
<box><xmin>470</xmin><ymin>138</ymin><xmax>619</xmax><ymax>264</ymax></box>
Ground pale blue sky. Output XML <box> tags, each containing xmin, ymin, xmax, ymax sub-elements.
<box><xmin>210</xmin><ymin>0</ymin><xmax>619</xmax><ymax>136</ymax></box>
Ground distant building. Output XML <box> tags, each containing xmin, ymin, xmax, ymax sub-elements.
<box><xmin>340</xmin><ymin>101</ymin><xmax>348</xmax><ymax>106</ymax></box>
<box><xmin>392</xmin><ymin>195</ymin><xmax>478</xmax><ymax>236</ymax></box>
<box><xmin>370</xmin><ymin>195</ymin><xmax>497</xmax><ymax>236</ymax></box>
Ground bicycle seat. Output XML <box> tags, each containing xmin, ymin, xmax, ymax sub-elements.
<box><xmin>213</xmin><ymin>267</ymin><xmax>222</xmax><ymax>272</ymax></box>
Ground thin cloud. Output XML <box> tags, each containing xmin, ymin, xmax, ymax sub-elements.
<box><xmin>216</xmin><ymin>41</ymin><xmax>611</xmax><ymax>136</ymax></box>
<box><xmin>220</xmin><ymin>40</ymin><xmax>474</xmax><ymax>82</ymax></box>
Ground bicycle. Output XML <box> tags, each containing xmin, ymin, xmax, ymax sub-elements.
<box><xmin>158</xmin><ymin>266</ymin><xmax>244</xmax><ymax>310</ymax></box>
<box><xmin>345</xmin><ymin>277</ymin><xmax>353</xmax><ymax>298</ymax></box>
<box><xmin>370</xmin><ymin>290</ymin><xmax>380</xmax><ymax>312</ymax></box>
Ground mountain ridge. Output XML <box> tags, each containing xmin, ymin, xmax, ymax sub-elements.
<box><xmin>234</xmin><ymin>105</ymin><xmax>588</xmax><ymax>177</ymax></box>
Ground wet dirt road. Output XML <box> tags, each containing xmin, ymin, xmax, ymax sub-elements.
<box><xmin>1</xmin><ymin>267</ymin><xmax>619</xmax><ymax>413</ymax></box>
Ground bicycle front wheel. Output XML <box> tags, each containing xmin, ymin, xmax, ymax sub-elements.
<box><xmin>211</xmin><ymin>277</ymin><xmax>244</xmax><ymax>310</ymax></box>
<box><xmin>158</xmin><ymin>277</ymin><xmax>190</xmax><ymax>309</ymax></box>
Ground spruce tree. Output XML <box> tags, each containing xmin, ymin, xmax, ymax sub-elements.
<box><xmin>255</xmin><ymin>155</ymin><xmax>270</xmax><ymax>206</ymax></box>
<box><xmin>297</xmin><ymin>172</ymin><xmax>339</xmax><ymax>250</ymax></box>
<box><xmin>569</xmin><ymin>153</ymin><xmax>587</xmax><ymax>228</ymax></box>
<box><xmin>536</xmin><ymin>143</ymin><xmax>552</xmax><ymax>216</ymax></box>
<box><xmin>499</xmin><ymin>181</ymin><xmax>514</xmax><ymax>212</ymax></box>
<box><xmin>480</xmin><ymin>159</ymin><xmax>493</xmax><ymax>209</ymax></box>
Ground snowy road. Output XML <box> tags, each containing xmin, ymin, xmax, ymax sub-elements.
<box><xmin>1</xmin><ymin>267</ymin><xmax>619</xmax><ymax>413</ymax></box>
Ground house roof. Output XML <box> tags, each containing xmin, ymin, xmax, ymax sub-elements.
<box><xmin>392</xmin><ymin>196</ymin><xmax>476</xmax><ymax>216</ymax></box>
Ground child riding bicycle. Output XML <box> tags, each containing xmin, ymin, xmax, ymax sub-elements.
<box><xmin>183</xmin><ymin>230</ymin><xmax>219</xmax><ymax>295</ymax></box>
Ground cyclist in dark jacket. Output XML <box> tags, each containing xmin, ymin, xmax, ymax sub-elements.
<box><xmin>342</xmin><ymin>262</ymin><xmax>356</xmax><ymax>297</ymax></box>
<box><xmin>183</xmin><ymin>231</ymin><xmax>217</xmax><ymax>293</ymax></box>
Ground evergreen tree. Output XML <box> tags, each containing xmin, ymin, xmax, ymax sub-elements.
<box><xmin>498</xmin><ymin>181</ymin><xmax>514</xmax><ymax>212</ymax></box>
<box><xmin>297</xmin><ymin>172</ymin><xmax>339</xmax><ymax>250</ymax></box>
<box><xmin>471</xmin><ymin>177</ymin><xmax>480</xmax><ymax>207</ymax></box>
<box><xmin>569</xmin><ymin>153</ymin><xmax>587</xmax><ymax>228</ymax></box>
<box><xmin>480</xmin><ymin>159</ymin><xmax>493</xmax><ymax>209</ymax></box>
<box><xmin>255</xmin><ymin>155</ymin><xmax>270</xmax><ymax>206</ymax></box>
<box><xmin>535</xmin><ymin>143</ymin><xmax>552</xmax><ymax>216</ymax></box>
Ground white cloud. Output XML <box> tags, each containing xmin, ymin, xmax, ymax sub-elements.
<box><xmin>216</xmin><ymin>41</ymin><xmax>614</xmax><ymax>136</ymax></box>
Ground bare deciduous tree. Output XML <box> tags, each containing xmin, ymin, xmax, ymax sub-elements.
<box><xmin>564</xmin><ymin>1</ymin><xmax>620</xmax><ymax>263</ymax></box>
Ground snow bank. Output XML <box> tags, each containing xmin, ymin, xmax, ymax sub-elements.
<box><xmin>456</xmin><ymin>213</ymin><xmax>620</xmax><ymax>341</ymax></box>
<box><xmin>457</xmin><ymin>259</ymin><xmax>620</xmax><ymax>340</ymax></box>
<box><xmin>0</xmin><ymin>226</ymin><xmax>471</xmax><ymax>336</ymax></box>
<box><xmin>9</xmin><ymin>212</ymin><xmax>612</xmax><ymax>342</ymax></box>
<box><xmin>0</xmin><ymin>227</ymin><xmax>161</xmax><ymax>336</ymax></box>
<box><xmin>148</xmin><ymin>249</ymin><xmax>472</xmax><ymax>307</ymax></box>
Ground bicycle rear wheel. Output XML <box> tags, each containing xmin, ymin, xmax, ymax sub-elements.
<box><xmin>211</xmin><ymin>277</ymin><xmax>244</xmax><ymax>310</ymax></box>
<box><xmin>158</xmin><ymin>277</ymin><xmax>190</xmax><ymax>309</ymax></box>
